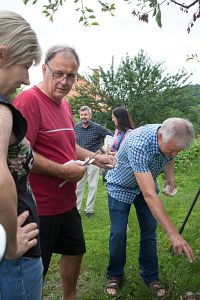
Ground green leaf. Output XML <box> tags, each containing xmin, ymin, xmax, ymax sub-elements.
<box><xmin>85</xmin><ymin>7</ymin><xmax>94</xmax><ymax>13</ymax></box>
<box><xmin>79</xmin><ymin>16</ymin><xmax>84</xmax><ymax>22</ymax></box>
<box><xmin>23</xmin><ymin>0</ymin><xmax>30</xmax><ymax>4</ymax></box>
<box><xmin>89</xmin><ymin>15</ymin><xmax>96</xmax><ymax>19</ymax></box>
<box><xmin>91</xmin><ymin>22</ymin><xmax>99</xmax><ymax>26</ymax></box>
<box><xmin>42</xmin><ymin>9</ymin><xmax>48</xmax><ymax>13</ymax></box>
<box><xmin>156</xmin><ymin>7</ymin><xmax>162</xmax><ymax>27</ymax></box>
<box><xmin>153</xmin><ymin>8</ymin><xmax>157</xmax><ymax>17</ymax></box>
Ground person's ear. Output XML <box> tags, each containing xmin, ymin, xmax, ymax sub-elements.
<box><xmin>0</xmin><ymin>46</ymin><xmax>7</xmax><ymax>67</ymax></box>
<box><xmin>158</xmin><ymin>129</ymin><xmax>166</xmax><ymax>154</ymax></box>
<box><xmin>158</xmin><ymin>129</ymin><xmax>163</xmax><ymax>144</ymax></box>
<box><xmin>42</xmin><ymin>63</ymin><xmax>48</xmax><ymax>78</ymax></box>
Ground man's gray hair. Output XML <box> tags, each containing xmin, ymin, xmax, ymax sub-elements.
<box><xmin>45</xmin><ymin>45</ymin><xmax>80</xmax><ymax>68</ymax></box>
<box><xmin>0</xmin><ymin>10</ymin><xmax>41</xmax><ymax>67</ymax></box>
<box><xmin>79</xmin><ymin>106</ymin><xmax>92</xmax><ymax>115</ymax></box>
<box><xmin>160</xmin><ymin>117</ymin><xmax>195</xmax><ymax>149</ymax></box>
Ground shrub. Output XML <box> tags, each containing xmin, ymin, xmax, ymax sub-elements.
<box><xmin>174</xmin><ymin>136</ymin><xmax>200</xmax><ymax>171</ymax></box>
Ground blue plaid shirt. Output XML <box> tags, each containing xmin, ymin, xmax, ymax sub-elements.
<box><xmin>74</xmin><ymin>121</ymin><xmax>112</xmax><ymax>152</ymax></box>
<box><xmin>106</xmin><ymin>124</ymin><xmax>172</xmax><ymax>204</ymax></box>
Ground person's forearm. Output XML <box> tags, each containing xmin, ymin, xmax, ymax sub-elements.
<box><xmin>135</xmin><ymin>172</ymin><xmax>177</xmax><ymax>237</ymax></box>
<box><xmin>164</xmin><ymin>160</ymin><xmax>175</xmax><ymax>181</ymax></box>
<box><xmin>32</xmin><ymin>152</ymin><xmax>65</xmax><ymax>179</ymax></box>
<box><xmin>32</xmin><ymin>151</ymin><xmax>86</xmax><ymax>182</ymax></box>
<box><xmin>76</xmin><ymin>143</ymin><xmax>115</xmax><ymax>169</ymax></box>
<box><xmin>163</xmin><ymin>160</ymin><xmax>176</xmax><ymax>192</ymax></box>
<box><xmin>76</xmin><ymin>144</ymin><xmax>103</xmax><ymax>162</ymax></box>
<box><xmin>0</xmin><ymin>106</ymin><xmax>18</xmax><ymax>257</ymax></box>
<box><xmin>0</xmin><ymin>166</ymin><xmax>17</xmax><ymax>258</ymax></box>
<box><xmin>143</xmin><ymin>191</ymin><xmax>177</xmax><ymax>236</ymax></box>
<box><xmin>144</xmin><ymin>191</ymin><xmax>194</xmax><ymax>263</ymax></box>
<box><xmin>135</xmin><ymin>172</ymin><xmax>194</xmax><ymax>262</ymax></box>
<box><xmin>76</xmin><ymin>144</ymin><xmax>94</xmax><ymax>160</ymax></box>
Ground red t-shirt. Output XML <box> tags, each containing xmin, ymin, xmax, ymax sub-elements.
<box><xmin>14</xmin><ymin>86</ymin><xmax>77</xmax><ymax>216</ymax></box>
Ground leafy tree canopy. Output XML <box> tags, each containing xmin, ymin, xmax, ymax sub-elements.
<box><xmin>68</xmin><ymin>50</ymin><xmax>199</xmax><ymax>132</ymax></box>
<box><xmin>23</xmin><ymin>0</ymin><xmax>200</xmax><ymax>31</ymax></box>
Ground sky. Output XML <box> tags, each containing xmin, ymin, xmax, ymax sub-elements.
<box><xmin>1</xmin><ymin>0</ymin><xmax>200</xmax><ymax>86</ymax></box>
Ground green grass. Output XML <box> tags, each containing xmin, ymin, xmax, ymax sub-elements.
<box><xmin>43</xmin><ymin>148</ymin><xmax>200</xmax><ymax>300</ymax></box>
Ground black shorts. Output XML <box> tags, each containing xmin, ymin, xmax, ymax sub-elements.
<box><xmin>39</xmin><ymin>207</ymin><xmax>86</xmax><ymax>275</ymax></box>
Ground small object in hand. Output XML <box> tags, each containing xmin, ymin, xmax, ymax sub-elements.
<box><xmin>163</xmin><ymin>185</ymin><xmax>177</xmax><ymax>196</ymax></box>
<box><xmin>82</xmin><ymin>157</ymin><xmax>95</xmax><ymax>166</ymax></box>
<box><xmin>104</xmin><ymin>135</ymin><xmax>115</xmax><ymax>154</ymax></box>
<box><xmin>106</xmin><ymin>164</ymin><xmax>115</xmax><ymax>169</ymax></box>
<box><xmin>0</xmin><ymin>224</ymin><xmax>6</xmax><ymax>264</ymax></box>
<box><xmin>59</xmin><ymin>153</ymin><xmax>98</xmax><ymax>188</ymax></box>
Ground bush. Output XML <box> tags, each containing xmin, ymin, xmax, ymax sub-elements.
<box><xmin>174</xmin><ymin>137</ymin><xmax>200</xmax><ymax>171</ymax></box>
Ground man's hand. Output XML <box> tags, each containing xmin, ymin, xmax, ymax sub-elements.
<box><xmin>62</xmin><ymin>162</ymin><xmax>86</xmax><ymax>182</ymax></box>
<box><xmin>169</xmin><ymin>231</ymin><xmax>194</xmax><ymax>263</ymax></box>
<box><xmin>93</xmin><ymin>154</ymin><xmax>116</xmax><ymax>169</ymax></box>
<box><xmin>76</xmin><ymin>144</ymin><xmax>116</xmax><ymax>169</ymax></box>
<box><xmin>163</xmin><ymin>179</ymin><xmax>177</xmax><ymax>196</ymax></box>
<box><xmin>16</xmin><ymin>211</ymin><xmax>39</xmax><ymax>258</ymax></box>
<box><xmin>164</xmin><ymin>178</ymin><xmax>176</xmax><ymax>191</ymax></box>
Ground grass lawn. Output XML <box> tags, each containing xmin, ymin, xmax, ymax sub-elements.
<box><xmin>43</xmin><ymin>149</ymin><xmax>200</xmax><ymax>299</ymax></box>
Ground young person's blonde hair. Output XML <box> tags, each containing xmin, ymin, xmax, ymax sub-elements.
<box><xmin>0</xmin><ymin>10</ymin><xmax>42</xmax><ymax>67</ymax></box>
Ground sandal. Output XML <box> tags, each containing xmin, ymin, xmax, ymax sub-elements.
<box><xmin>180</xmin><ymin>291</ymin><xmax>200</xmax><ymax>300</ymax></box>
<box><xmin>104</xmin><ymin>277</ymin><xmax>122</xmax><ymax>297</ymax></box>
<box><xmin>145</xmin><ymin>281</ymin><xmax>166</xmax><ymax>298</ymax></box>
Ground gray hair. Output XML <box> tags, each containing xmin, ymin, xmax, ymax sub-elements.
<box><xmin>79</xmin><ymin>106</ymin><xmax>92</xmax><ymax>115</ymax></box>
<box><xmin>45</xmin><ymin>45</ymin><xmax>80</xmax><ymax>68</ymax></box>
<box><xmin>160</xmin><ymin>117</ymin><xmax>195</xmax><ymax>149</ymax></box>
<box><xmin>0</xmin><ymin>10</ymin><xmax>41</xmax><ymax>67</ymax></box>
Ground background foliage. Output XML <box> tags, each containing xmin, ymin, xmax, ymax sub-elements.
<box><xmin>23</xmin><ymin>0</ymin><xmax>200</xmax><ymax>32</ymax></box>
<box><xmin>174</xmin><ymin>137</ymin><xmax>200</xmax><ymax>171</ymax></box>
<box><xmin>68</xmin><ymin>50</ymin><xmax>200</xmax><ymax>133</ymax></box>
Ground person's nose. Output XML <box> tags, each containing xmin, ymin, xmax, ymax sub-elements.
<box><xmin>60</xmin><ymin>76</ymin><xmax>68</xmax><ymax>84</ymax></box>
<box><xmin>23</xmin><ymin>71</ymin><xmax>30</xmax><ymax>86</ymax></box>
<box><xmin>171</xmin><ymin>151</ymin><xmax>179</xmax><ymax>157</ymax></box>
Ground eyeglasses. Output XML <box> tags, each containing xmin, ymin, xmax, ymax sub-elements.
<box><xmin>46</xmin><ymin>63</ymin><xmax>77</xmax><ymax>83</ymax></box>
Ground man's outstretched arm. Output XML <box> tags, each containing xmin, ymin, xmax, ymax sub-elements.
<box><xmin>135</xmin><ymin>171</ymin><xmax>194</xmax><ymax>263</ymax></box>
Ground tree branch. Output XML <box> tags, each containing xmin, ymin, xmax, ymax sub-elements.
<box><xmin>170</xmin><ymin>0</ymin><xmax>199</xmax><ymax>10</ymax></box>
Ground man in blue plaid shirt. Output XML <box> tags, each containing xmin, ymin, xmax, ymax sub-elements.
<box><xmin>104</xmin><ymin>118</ymin><xmax>195</xmax><ymax>297</ymax></box>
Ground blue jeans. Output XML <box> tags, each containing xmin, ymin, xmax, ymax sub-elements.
<box><xmin>0</xmin><ymin>257</ymin><xmax>43</xmax><ymax>300</ymax></box>
<box><xmin>107</xmin><ymin>193</ymin><xmax>158</xmax><ymax>283</ymax></box>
